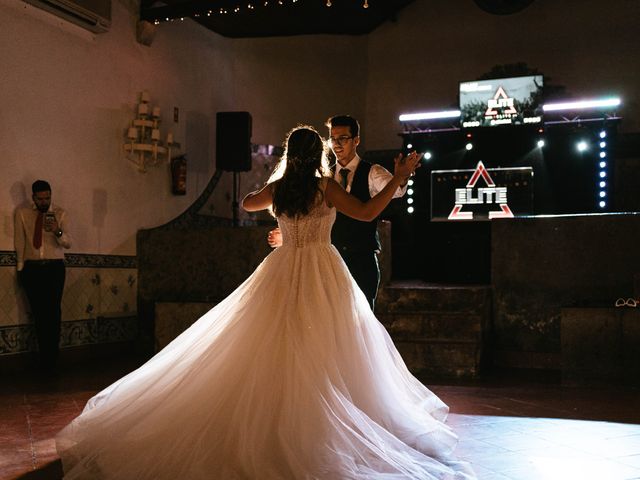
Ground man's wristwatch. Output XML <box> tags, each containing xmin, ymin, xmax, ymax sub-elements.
<box><xmin>54</xmin><ymin>229</ymin><xmax>63</xmax><ymax>238</ymax></box>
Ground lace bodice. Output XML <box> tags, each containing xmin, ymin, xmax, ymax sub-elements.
<box><xmin>277</xmin><ymin>181</ymin><xmax>335</xmax><ymax>248</ymax></box>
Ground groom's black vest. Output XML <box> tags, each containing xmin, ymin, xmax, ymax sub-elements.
<box><xmin>331</xmin><ymin>161</ymin><xmax>381</xmax><ymax>253</ymax></box>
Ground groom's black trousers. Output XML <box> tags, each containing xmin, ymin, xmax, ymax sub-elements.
<box><xmin>336</xmin><ymin>248</ymin><xmax>380</xmax><ymax>311</ymax></box>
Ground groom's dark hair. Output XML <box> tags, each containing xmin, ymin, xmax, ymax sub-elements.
<box><xmin>326</xmin><ymin>115</ymin><xmax>360</xmax><ymax>138</ymax></box>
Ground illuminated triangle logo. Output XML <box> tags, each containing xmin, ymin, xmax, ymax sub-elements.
<box><xmin>448</xmin><ymin>161</ymin><xmax>514</xmax><ymax>220</ymax></box>
<box><xmin>485</xmin><ymin>86</ymin><xmax>518</xmax><ymax>117</ymax></box>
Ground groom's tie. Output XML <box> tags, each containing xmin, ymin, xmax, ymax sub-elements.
<box><xmin>339</xmin><ymin>169</ymin><xmax>350</xmax><ymax>189</ymax></box>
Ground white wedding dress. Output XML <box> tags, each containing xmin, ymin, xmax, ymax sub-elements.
<box><xmin>56</xmin><ymin>180</ymin><xmax>475</xmax><ymax>479</ymax></box>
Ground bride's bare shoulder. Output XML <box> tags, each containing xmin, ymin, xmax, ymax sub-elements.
<box><xmin>324</xmin><ymin>177</ymin><xmax>339</xmax><ymax>208</ymax></box>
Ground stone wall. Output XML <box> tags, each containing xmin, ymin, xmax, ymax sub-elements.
<box><xmin>377</xmin><ymin>283</ymin><xmax>491</xmax><ymax>379</ymax></box>
<box><xmin>561</xmin><ymin>307</ymin><xmax>640</xmax><ymax>385</ymax></box>
<box><xmin>491</xmin><ymin>213</ymin><xmax>640</xmax><ymax>370</ymax></box>
<box><xmin>138</xmin><ymin>220</ymin><xmax>392</xmax><ymax>352</ymax></box>
<box><xmin>137</xmin><ymin>225</ymin><xmax>273</xmax><ymax>351</ymax></box>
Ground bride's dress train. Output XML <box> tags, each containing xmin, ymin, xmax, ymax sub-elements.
<box><xmin>56</xmin><ymin>181</ymin><xmax>475</xmax><ymax>479</ymax></box>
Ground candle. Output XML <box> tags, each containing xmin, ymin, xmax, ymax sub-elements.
<box><xmin>138</xmin><ymin>103</ymin><xmax>149</xmax><ymax>116</ymax></box>
<box><xmin>141</xmin><ymin>91</ymin><xmax>150</xmax><ymax>103</ymax></box>
<box><xmin>152</xmin><ymin>106</ymin><xmax>160</xmax><ymax>118</ymax></box>
<box><xmin>151</xmin><ymin>129</ymin><xmax>160</xmax><ymax>141</ymax></box>
<box><xmin>167</xmin><ymin>132</ymin><xmax>174</xmax><ymax>144</ymax></box>
<box><xmin>127</xmin><ymin>127</ymin><xmax>138</xmax><ymax>139</ymax></box>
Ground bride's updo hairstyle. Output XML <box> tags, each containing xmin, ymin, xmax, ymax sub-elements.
<box><xmin>271</xmin><ymin>125</ymin><xmax>331</xmax><ymax>217</ymax></box>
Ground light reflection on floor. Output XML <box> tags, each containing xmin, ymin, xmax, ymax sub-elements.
<box><xmin>448</xmin><ymin>414</ymin><xmax>640</xmax><ymax>479</ymax></box>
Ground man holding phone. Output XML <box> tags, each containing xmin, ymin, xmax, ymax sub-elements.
<box><xmin>14</xmin><ymin>180</ymin><xmax>72</xmax><ymax>374</ymax></box>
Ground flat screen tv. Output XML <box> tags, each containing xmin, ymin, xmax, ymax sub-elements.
<box><xmin>459</xmin><ymin>75</ymin><xmax>543</xmax><ymax>128</ymax></box>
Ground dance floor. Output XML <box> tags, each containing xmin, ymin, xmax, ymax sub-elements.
<box><xmin>2</xmin><ymin>355</ymin><xmax>640</xmax><ymax>480</ymax></box>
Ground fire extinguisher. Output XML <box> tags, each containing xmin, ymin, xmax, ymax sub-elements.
<box><xmin>171</xmin><ymin>155</ymin><xmax>187</xmax><ymax>195</ymax></box>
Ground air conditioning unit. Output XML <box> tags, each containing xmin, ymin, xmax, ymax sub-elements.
<box><xmin>23</xmin><ymin>0</ymin><xmax>111</xmax><ymax>33</ymax></box>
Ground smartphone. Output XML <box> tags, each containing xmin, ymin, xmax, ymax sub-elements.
<box><xmin>44</xmin><ymin>212</ymin><xmax>56</xmax><ymax>232</ymax></box>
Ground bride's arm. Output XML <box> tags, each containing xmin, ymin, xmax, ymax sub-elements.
<box><xmin>326</xmin><ymin>152</ymin><xmax>420</xmax><ymax>221</ymax></box>
<box><xmin>242</xmin><ymin>183</ymin><xmax>274</xmax><ymax>212</ymax></box>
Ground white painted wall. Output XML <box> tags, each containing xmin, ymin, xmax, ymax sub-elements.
<box><xmin>1</xmin><ymin>0</ymin><xmax>637</xmax><ymax>256</ymax></box>
<box><xmin>0</xmin><ymin>0</ymin><xmax>231</xmax><ymax>254</ymax></box>
<box><xmin>0</xmin><ymin>0</ymin><xmax>366</xmax><ymax>255</ymax></box>
<box><xmin>365</xmin><ymin>0</ymin><xmax>640</xmax><ymax>149</ymax></box>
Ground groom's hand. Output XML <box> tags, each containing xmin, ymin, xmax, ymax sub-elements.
<box><xmin>268</xmin><ymin>228</ymin><xmax>283</xmax><ymax>248</ymax></box>
<box><xmin>394</xmin><ymin>151</ymin><xmax>422</xmax><ymax>185</ymax></box>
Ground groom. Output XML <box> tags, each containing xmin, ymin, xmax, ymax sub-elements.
<box><xmin>268</xmin><ymin>115</ymin><xmax>413</xmax><ymax>309</ymax></box>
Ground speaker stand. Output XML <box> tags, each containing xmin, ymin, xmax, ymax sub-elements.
<box><xmin>232</xmin><ymin>171</ymin><xmax>239</xmax><ymax>227</ymax></box>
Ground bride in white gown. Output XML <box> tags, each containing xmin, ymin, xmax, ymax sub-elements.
<box><xmin>56</xmin><ymin>126</ymin><xmax>475</xmax><ymax>479</ymax></box>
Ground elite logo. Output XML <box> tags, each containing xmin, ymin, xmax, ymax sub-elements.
<box><xmin>448</xmin><ymin>161</ymin><xmax>514</xmax><ymax>220</ymax></box>
<box><xmin>485</xmin><ymin>86</ymin><xmax>518</xmax><ymax>119</ymax></box>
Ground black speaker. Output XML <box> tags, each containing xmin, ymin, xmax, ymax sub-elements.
<box><xmin>216</xmin><ymin>111</ymin><xmax>252</xmax><ymax>172</ymax></box>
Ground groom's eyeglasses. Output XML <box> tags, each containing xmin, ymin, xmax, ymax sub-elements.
<box><xmin>328</xmin><ymin>135</ymin><xmax>353</xmax><ymax>146</ymax></box>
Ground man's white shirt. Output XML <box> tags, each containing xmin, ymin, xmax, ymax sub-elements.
<box><xmin>334</xmin><ymin>155</ymin><xmax>407</xmax><ymax>198</ymax></box>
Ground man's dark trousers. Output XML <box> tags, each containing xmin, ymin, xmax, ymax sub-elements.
<box><xmin>336</xmin><ymin>247</ymin><xmax>379</xmax><ymax>310</ymax></box>
<box><xmin>20</xmin><ymin>260</ymin><xmax>65</xmax><ymax>370</ymax></box>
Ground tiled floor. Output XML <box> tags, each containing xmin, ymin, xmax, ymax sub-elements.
<box><xmin>435</xmin><ymin>381</ymin><xmax>640</xmax><ymax>480</ymax></box>
<box><xmin>2</xmin><ymin>358</ymin><xmax>640</xmax><ymax>480</ymax></box>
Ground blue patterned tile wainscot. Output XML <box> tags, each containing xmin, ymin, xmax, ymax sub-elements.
<box><xmin>0</xmin><ymin>316</ymin><xmax>138</xmax><ymax>355</ymax></box>
<box><xmin>0</xmin><ymin>251</ymin><xmax>136</xmax><ymax>269</ymax></box>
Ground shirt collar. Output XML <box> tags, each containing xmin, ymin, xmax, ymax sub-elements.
<box><xmin>336</xmin><ymin>154</ymin><xmax>360</xmax><ymax>175</ymax></box>
<box><xmin>32</xmin><ymin>203</ymin><xmax>52</xmax><ymax>213</ymax></box>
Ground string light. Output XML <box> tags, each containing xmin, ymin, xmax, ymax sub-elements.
<box><xmin>327</xmin><ymin>0</ymin><xmax>372</xmax><ymax>7</ymax></box>
<box><xmin>597</xmin><ymin>130</ymin><xmax>609</xmax><ymax>210</ymax></box>
<box><xmin>151</xmin><ymin>1</ymin><xmax>374</xmax><ymax>25</ymax></box>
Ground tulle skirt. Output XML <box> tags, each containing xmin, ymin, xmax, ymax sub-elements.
<box><xmin>56</xmin><ymin>243</ymin><xmax>475</xmax><ymax>479</ymax></box>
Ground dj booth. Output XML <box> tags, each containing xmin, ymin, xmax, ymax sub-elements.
<box><xmin>385</xmin><ymin>74</ymin><xmax>624</xmax><ymax>283</ymax></box>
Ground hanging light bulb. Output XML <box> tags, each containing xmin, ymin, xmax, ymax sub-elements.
<box><xmin>363</xmin><ymin>0</ymin><xmax>369</xmax><ymax>8</ymax></box>
<box><xmin>326</xmin><ymin>0</ymin><xmax>332</xmax><ymax>6</ymax></box>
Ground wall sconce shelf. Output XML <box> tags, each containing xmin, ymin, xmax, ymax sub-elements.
<box><xmin>124</xmin><ymin>91</ymin><xmax>179</xmax><ymax>173</ymax></box>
